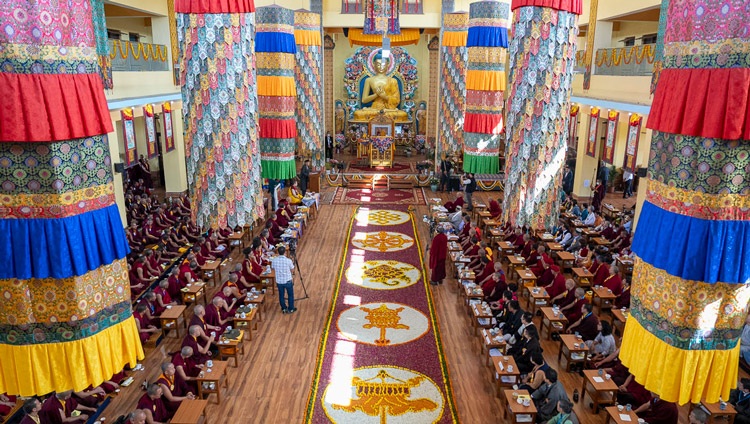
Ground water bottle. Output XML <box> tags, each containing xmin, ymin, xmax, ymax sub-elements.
<box><xmin>573</xmin><ymin>389</ymin><xmax>579</xmax><ymax>402</ymax></box>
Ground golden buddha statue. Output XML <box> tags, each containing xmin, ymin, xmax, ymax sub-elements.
<box><xmin>353</xmin><ymin>53</ymin><xmax>409</xmax><ymax>122</ymax></box>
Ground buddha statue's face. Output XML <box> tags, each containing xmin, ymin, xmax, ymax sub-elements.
<box><xmin>373</xmin><ymin>58</ymin><xmax>388</xmax><ymax>74</ymax></box>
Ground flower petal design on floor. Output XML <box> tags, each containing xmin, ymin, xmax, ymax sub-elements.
<box><xmin>352</xmin><ymin>231</ymin><xmax>415</xmax><ymax>253</ymax></box>
<box><xmin>346</xmin><ymin>260</ymin><xmax>421</xmax><ymax>290</ymax></box>
<box><xmin>336</xmin><ymin>302</ymin><xmax>429</xmax><ymax>346</ymax></box>
<box><xmin>355</xmin><ymin>209</ymin><xmax>411</xmax><ymax>226</ymax></box>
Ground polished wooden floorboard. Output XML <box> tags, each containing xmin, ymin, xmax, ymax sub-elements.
<box><xmin>104</xmin><ymin>191</ymin><xmax>710</xmax><ymax>423</ymax></box>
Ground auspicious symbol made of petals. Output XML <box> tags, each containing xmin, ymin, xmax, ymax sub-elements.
<box><xmin>367</xmin><ymin>210</ymin><xmax>405</xmax><ymax>225</ymax></box>
<box><xmin>362</xmin><ymin>261</ymin><xmax>411</xmax><ymax>286</ymax></box>
<box><xmin>360</xmin><ymin>304</ymin><xmax>409</xmax><ymax>346</ymax></box>
<box><xmin>357</xmin><ymin>231</ymin><xmax>413</xmax><ymax>252</ymax></box>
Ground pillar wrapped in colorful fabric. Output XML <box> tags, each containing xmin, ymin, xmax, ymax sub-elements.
<box><xmin>176</xmin><ymin>0</ymin><xmax>263</xmax><ymax>230</ymax></box>
<box><xmin>0</xmin><ymin>0</ymin><xmax>142</xmax><ymax>396</ymax></box>
<box><xmin>462</xmin><ymin>0</ymin><xmax>511</xmax><ymax>174</ymax></box>
<box><xmin>619</xmin><ymin>0</ymin><xmax>750</xmax><ymax>405</ymax></box>
<box><xmin>502</xmin><ymin>0</ymin><xmax>581</xmax><ymax>230</ymax></box>
<box><xmin>294</xmin><ymin>10</ymin><xmax>324</xmax><ymax>170</ymax></box>
<box><xmin>257</xmin><ymin>5</ymin><xmax>298</xmax><ymax>180</ymax></box>
<box><xmin>438</xmin><ymin>12</ymin><xmax>469</xmax><ymax>156</ymax></box>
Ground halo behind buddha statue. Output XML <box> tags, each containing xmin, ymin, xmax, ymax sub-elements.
<box><xmin>344</xmin><ymin>46</ymin><xmax>418</xmax><ymax>122</ymax></box>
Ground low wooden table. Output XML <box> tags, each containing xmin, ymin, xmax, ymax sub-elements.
<box><xmin>516</xmin><ymin>267</ymin><xmax>536</xmax><ymax>289</ymax></box>
<box><xmin>540</xmin><ymin>307</ymin><xmax>568</xmax><ymax>340</ymax></box>
<box><xmin>557</xmin><ymin>251</ymin><xmax>575</xmax><ymax>271</ymax></box>
<box><xmin>245</xmin><ymin>292</ymin><xmax>266</xmax><ymax>321</ymax></box>
<box><xmin>471</xmin><ymin>303</ymin><xmax>494</xmax><ymax>335</ymax></box>
<box><xmin>171</xmin><ymin>399</ymin><xmax>209</xmax><ymax>424</ymax></box>
<box><xmin>232</xmin><ymin>308</ymin><xmax>258</xmax><ymax>340</ymax></box>
<box><xmin>617</xmin><ymin>256</ymin><xmax>634</xmax><ymax>275</ymax></box>
<box><xmin>217</xmin><ymin>330</ymin><xmax>245</xmax><ymax>367</ymax></box>
<box><xmin>558</xmin><ymin>334</ymin><xmax>589</xmax><ymax>371</ymax></box>
<box><xmin>196</xmin><ymin>360</ymin><xmax>229</xmax><ymax>404</ymax></box>
<box><xmin>181</xmin><ymin>282</ymin><xmax>207</xmax><ymax>306</ymax></box>
<box><xmin>457</xmin><ymin>269</ymin><xmax>476</xmax><ymax>296</ymax></box>
<box><xmin>480</xmin><ymin>328</ymin><xmax>506</xmax><ymax>365</ymax></box>
<box><xmin>698</xmin><ymin>401</ymin><xmax>738</xmax><ymax>424</ymax></box>
<box><xmin>539</xmin><ymin>233</ymin><xmax>555</xmax><ymax>242</ymax></box>
<box><xmin>472</xmin><ymin>203</ymin><xmax>487</xmax><ymax>222</ymax></box>
<box><xmin>463</xmin><ymin>284</ymin><xmax>484</xmax><ymax>306</ymax></box>
<box><xmin>593</xmin><ymin>237</ymin><xmax>612</xmax><ymax>247</ymax></box>
<box><xmin>507</xmin><ymin>255</ymin><xmax>526</xmax><ymax>281</ymax></box>
<box><xmin>497</xmin><ymin>242</ymin><xmax>515</xmax><ymax>262</ymax></box>
<box><xmin>488</xmin><ymin>228</ymin><xmax>503</xmax><ymax>248</ymax></box>
<box><xmin>612</xmin><ymin>308</ymin><xmax>628</xmax><ymax>336</ymax></box>
<box><xmin>160</xmin><ymin>305</ymin><xmax>187</xmax><ymax>338</ymax></box>
<box><xmin>492</xmin><ymin>356</ymin><xmax>521</xmax><ymax>392</ymax></box>
<box><xmin>502</xmin><ymin>389</ymin><xmax>537</xmax><ymax>424</ymax></box>
<box><xmin>228</xmin><ymin>232</ymin><xmax>245</xmax><ymax>251</ymax></box>
<box><xmin>581</xmin><ymin>369</ymin><xmax>618</xmax><ymax>413</ymax></box>
<box><xmin>546</xmin><ymin>242</ymin><xmax>563</xmax><ymax>253</ymax></box>
<box><xmin>200</xmin><ymin>260</ymin><xmax>222</xmax><ymax>287</ymax></box>
<box><xmin>259</xmin><ymin>269</ymin><xmax>276</xmax><ymax>295</ymax></box>
<box><xmin>572</xmin><ymin>267</ymin><xmax>594</xmax><ymax>288</ymax></box>
<box><xmin>605</xmin><ymin>406</ymin><xmax>638</xmax><ymax>424</ymax></box>
<box><xmin>528</xmin><ymin>287</ymin><xmax>550</xmax><ymax>317</ymax></box>
<box><xmin>593</xmin><ymin>286</ymin><xmax>618</xmax><ymax>315</ymax></box>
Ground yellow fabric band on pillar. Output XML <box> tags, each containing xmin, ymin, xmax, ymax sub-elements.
<box><xmin>620</xmin><ymin>317</ymin><xmax>738</xmax><ymax>405</ymax></box>
<box><xmin>257</xmin><ymin>76</ymin><xmax>297</xmax><ymax>97</ymax></box>
<box><xmin>466</xmin><ymin>69</ymin><xmax>506</xmax><ymax>92</ymax></box>
<box><xmin>442</xmin><ymin>31</ymin><xmax>468</xmax><ymax>47</ymax></box>
<box><xmin>0</xmin><ymin>317</ymin><xmax>143</xmax><ymax>396</ymax></box>
<box><xmin>294</xmin><ymin>30</ymin><xmax>321</xmax><ymax>46</ymax></box>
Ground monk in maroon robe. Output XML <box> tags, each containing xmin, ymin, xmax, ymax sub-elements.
<box><xmin>568</xmin><ymin>303</ymin><xmax>599</xmax><ymax>341</ymax></box>
<box><xmin>137</xmin><ymin>385</ymin><xmax>171</xmax><ymax>423</ymax></box>
<box><xmin>182</xmin><ymin>326</ymin><xmax>212</xmax><ymax>365</ymax></box>
<box><xmin>429</xmin><ymin>228</ymin><xmax>448</xmax><ymax>285</ymax></box>
<box><xmin>544</xmin><ymin>266</ymin><xmax>567</xmax><ymax>299</ymax></box>
<box><xmin>616</xmin><ymin>281</ymin><xmax>631</xmax><ymax>309</ymax></box>
<box><xmin>488</xmin><ymin>199</ymin><xmax>502</xmax><ymax>219</ymax></box>
<box><xmin>18</xmin><ymin>398</ymin><xmax>42</xmax><ymax>424</ymax></box>
<box><xmin>602</xmin><ymin>265</ymin><xmax>623</xmax><ymax>296</ymax></box>
<box><xmin>593</xmin><ymin>259</ymin><xmax>611</xmax><ymax>286</ymax></box>
<box><xmin>172</xmin><ymin>346</ymin><xmax>201</xmax><ymax>395</ymax></box>
<box><xmin>40</xmin><ymin>391</ymin><xmax>94</xmax><ymax>424</ymax></box>
<box><xmin>204</xmin><ymin>298</ymin><xmax>231</xmax><ymax>334</ymax></box>
<box><xmin>637</xmin><ymin>397</ymin><xmax>679</xmax><ymax>424</ymax></box>
<box><xmin>562</xmin><ymin>289</ymin><xmax>587</xmax><ymax>324</ymax></box>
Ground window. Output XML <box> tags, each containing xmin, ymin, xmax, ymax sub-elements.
<box><xmin>128</xmin><ymin>33</ymin><xmax>141</xmax><ymax>43</ymax></box>
<box><xmin>641</xmin><ymin>33</ymin><xmax>657</xmax><ymax>45</ymax></box>
<box><xmin>622</xmin><ymin>37</ymin><xmax>635</xmax><ymax>47</ymax></box>
<box><xmin>107</xmin><ymin>29</ymin><xmax>122</xmax><ymax>40</ymax></box>
<box><xmin>341</xmin><ymin>0</ymin><xmax>362</xmax><ymax>14</ymax></box>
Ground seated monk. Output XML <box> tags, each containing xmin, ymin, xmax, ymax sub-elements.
<box><xmin>575</xmin><ymin>243</ymin><xmax>594</xmax><ymax>267</ymax></box>
<box><xmin>189</xmin><ymin>305</ymin><xmax>221</xmax><ymax>343</ymax></box>
<box><xmin>543</xmin><ymin>266</ymin><xmax>567</xmax><ymax>300</ymax></box>
<box><xmin>514</xmin><ymin>233</ymin><xmax>529</xmax><ymax>253</ymax></box>
<box><xmin>205</xmin><ymin>296</ymin><xmax>233</xmax><ymax>334</ymax></box>
<box><xmin>562</xmin><ymin>288</ymin><xmax>587</xmax><ymax>323</ymax></box>
<box><xmin>172</xmin><ymin>346</ymin><xmax>203</xmax><ymax>395</ymax></box>
<box><xmin>141</xmin><ymin>219</ymin><xmax>161</xmax><ymax>244</ymax></box>
<box><xmin>165</xmin><ymin>267</ymin><xmax>183</xmax><ymax>301</ymax></box>
<box><xmin>130</xmin><ymin>256</ymin><xmax>156</xmax><ymax>297</ymax></box>
<box><xmin>551</xmin><ymin>279</ymin><xmax>576</xmax><ymax>307</ymax></box>
<box><xmin>599</xmin><ymin>221</ymin><xmax>616</xmax><ymax>240</ymax></box>
<box><xmin>288</xmin><ymin>180</ymin><xmax>304</xmax><ymax>205</ymax></box>
<box><xmin>567</xmin><ymin>303</ymin><xmax>599</xmax><ymax>342</ymax></box>
<box><xmin>196</xmin><ymin>238</ymin><xmax>217</xmax><ymax>263</ymax></box>
<box><xmin>155</xmin><ymin>362</ymin><xmax>195</xmax><ymax>414</ymax></box>
<box><xmin>126</xmin><ymin>222</ymin><xmax>147</xmax><ymax>252</ymax></box>
<box><xmin>488</xmin><ymin>198</ymin><xmax>502</xmax><ymax>219</ymax></box>
<box><xmin>181</xmin><ymin>325</ymin><xmax>215</xmax><ymax>365</ymax></box>
<box><xmin>484</xmin><ymin>272</ymin><xmax>507</xmax><ymax>302</ymax></box>
<box><xmin>216</xmin><ymin>285</ymin><xmax>240</xmax><ymax>316</ymax></box>
<box><xmin>134</xmin><ymin>303</ymin><xmax>159</xmax><ymax>344</ymax></box>
<box><xmin>206</xmin><ymin>232</ymin><xmax>229</xmax><ymax>259</ymax></box>
<box><xmin>179</xmin><ymin>217</ymin><xmax>201</xmax><ymax>243</ymax></box>
<box><xmin>143</xmin><ymin>250</ymin><xmax>163</xmax><ymax>278</ymax></box>
<box><xmin>611</xmin><ymin>228</ymin><xmax>631</xmax><ymax>252</ymax></box>
<box><xmin>137</xmin><ymin>384</ymin><xmax>171</xmax><ymax>424</ymax></box>
<box><xmin>0</xmin><ymin>394</ymin><xmax>16</xmax><ymax>419</ymax></box>
<box><xmin>605</xmin><ymin>363</ymin><xmax>651</xmax><ymax>407</ymax></box>
<box><xmin>275</xmin><ymin>206</ymin><xmax>290</xmax><ymax>228</ymax></box>
<box><xmin>636</xmin><ymin>396</ymin><xmax>679</xmax><ymax>424</ymax></box>
<box><xmin>530</xmin><ymin>246</ymin><xmax>554</xmax><ymax>278</ymax></box>
<box><xmin>524</xmin><ymin>243</ymin><xmax>540</xmax><ymax>266</ymax></box>
<box><xmin>615</xmin><ymin>279</ymin><xmax>631</xmax><ymax>309</ymax></box>
<box><xmin>242</xmin><ymin>246</ymin><xmax>263</xmax><ymax>287</ymax></box>
<box><xmin>73</xmin><ymin>385</ymin><xmax>106</xmax><ymax>408</ymax></box>
<box><xmin>593</xmin><ymin>257</ymin><xmax>612</xmax><ymax>286</ymax></box>
<box><xmin>18</xmin><ymin>398</ymin><xmax>42</xmax><ymax>424</ymax></box>
<box><xmin>139</xmin><ymin>291</ymin><xmax>159</xmax><ymax>325</ymax></box>
<box><xmin>122</xmin><ymin>410</ymin><xmax>147</xmax><ymax>424</ymax></box>
<box><xmin>154</xmin><ymin>280</ymin><xmax>177</xmax><ymax>316</ymax></box>
<box><xmin>520</xmin><ymin>236</ymin><xmax>534</xmax><ymax>258</ymax></box>
<box><xmin>100</xmin><ymin>371</ymin><xmax>126</xmax><ymax>394</ymax></box>
<box><xmin>179</xmin><ymin>258</ymin><xmax>201</xmax><ymax>286</ymax></box>
<box><xmin>602</xmin><ymin>264</ymin><xmax>624</xmax><ymax>296</ymax></box>
<box><xmin>444</xmin><ymin>193</ymin><xmax>464</xmax><ymax>213</ymax></box>
<box><xmin>41</xmin><ymin>390</ymin><xmax>95</xmax><ymax>424</ymax></box>
<box><xmin>269</xmin><ymin>215</ymin><xmax>284</xmax><ymax>240</ymax></box>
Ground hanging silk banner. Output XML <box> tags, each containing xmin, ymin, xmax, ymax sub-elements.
<box><xmin>585</xmin><ymin>107</ymin><xmax>599</xmax><ymax>158</ymax></box>
<box><xmin>257</xmin><ymin>6</ymin><xmax>298</xmax><ymax>180</ymax></box>
<box><xmin>294</xmin><ymin>10</ymin><xmax>324</xmax><ymax>170</ymax></box>
<box><xmin>176</xmin><ymin>0</ymin><xmax>263</xmax><ymax>230</ymax></box>
<box><xmin>502</xmin><ymin>0</ymin><xmax>581</xmax><ymax>230</ymax></box>
<box><xmin>162</xmin><ymin>102</ymin><xmax>175</xmax><ymax>153</ymax></box>
<box><xmin>568</xmin><ymin>105</ymin><xmax>579</xmax><ymax>149</ymax></box>
<box><xmin>622</xmin><ymin>114</ymin><xmax>640</xmax><ymax>172</ymax></box>
<box><xmin>363</xmin><ymin>0</ymin><xmax>400</xmax><ymax>35</ymax></box>
<box><xmin>144</xmin><ymin>104</ymin><xmax>158</xmax><ymax>158</ymax></box>
<box><xmin>122</xmin><ymin>108</ymin><xmax>137</xmax><ymax>166</ymax></box>
<box><xmin>602</xmin><ymin>110</ymin><xmax>618</xmax><ymax>164</ymax></box>
<box><xmin>462</xmin><ymin>0</ymin><xmax>511</xmax><ymax>174</ymax></box>
<box><xmin>0</xmin><ymin>0</ymin><xmax>141</xmax><ymax>396</ymax></box>
<box><xmin>437</xmin><ymin>12</ymin><xmax>469</xmax><ymax>156</ymax></box>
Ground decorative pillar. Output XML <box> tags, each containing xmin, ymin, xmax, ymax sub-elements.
<box><xmin>581</xmin><ymin>0</ymin><xmax>598</xmax><ymax>90</ymax></box>
<box><xmin>502</xmin><ymin>0</ymin><xmax>581</xmax><ymax>231</ymax></box>
<box><xmin>462</xmin><ymin>0</ymin><xmax>511</xmax><ymax>174</ymax></box>
<box><xmin>324</xmin><ymin>35</ymin><xmax>336</xmax><ymax>136</ymax></box>
<box><xmin>176</xmin><ymin>0</ymin><xmax>263</xmax><ymax>230</ymax></box>
<box><xmin>437</xmin><ymin>12</ymin><xmax>468</xmax><ymax>157</ymax></box>
<box><xmin>294</xmin><ymin>10</ymin><xmax>324</xmax><ymax>170</ymax></box>
<box><xmin>91</xmin><ymin>0</ymin><xmax>113</xmax><ymax>89</ymax></box>
<box><xmin>427</xmin><ymin>36</ymin><xmax>440</xmax><ymax>154</ymax></box>
<box><xmin>619</xmin><ymin>0</ymin><xmax>750</xmax><ymax>405</ymax></box>
<box><xmin>257</xmin><ymin>6</ymin><xmax>298</xmax><ymax>181</ymax></box>
<box><xmin>0</xmin><ymin>0</ymin><xmax>141</xmax><ymax>396</ymax></box>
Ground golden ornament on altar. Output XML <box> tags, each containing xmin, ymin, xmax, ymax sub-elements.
<box><xmin>360</xmin><ymin>304</ymin><xmax>409</xmax><ymax>346</ymax></box>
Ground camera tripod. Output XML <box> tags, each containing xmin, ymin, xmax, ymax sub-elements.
<box><xmin>289</xmin><ymin>249</ymin><xmax>309</xmax><ymax>302</ymax></box>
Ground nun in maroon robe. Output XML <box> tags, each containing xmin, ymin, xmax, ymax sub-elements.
<box><xmin>429</xmin><ymin>228</ymin><xmax>448</xmax><ymax>285</ymax></box>
<box><xmin>488</xmin><ymin>199</ymin><xmax>502</xmax><ymax>219</ymax></box>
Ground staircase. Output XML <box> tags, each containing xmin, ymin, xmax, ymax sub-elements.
<box><xmin>372</xmin><ymin>175</ymin><xmax>389</xmax><ymax>191</ymax></box>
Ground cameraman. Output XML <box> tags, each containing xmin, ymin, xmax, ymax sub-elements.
<box><xmin>270</xmin><ymin>246</ymin><xmax>296</xmax><ymax>314</ymax></box>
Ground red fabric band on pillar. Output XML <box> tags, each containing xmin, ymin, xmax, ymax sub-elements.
<box><xmin>175</xmin><ymin>0</ymin><xmax>255</xmax><ymax>14</ymax></box>
<box><xmin>511</xmin><ymin>0</ymin><xmax>582</xmax><ymax>14</ymax></box>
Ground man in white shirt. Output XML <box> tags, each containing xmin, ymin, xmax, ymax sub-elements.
<box><xmin>583</xmin><ymin>206</ymin><xmax>596</xmax><ymax>226</ymax></box>
<box><xmin>270</xmin><ymin>246</ymin><xmax>296</xmax><ymax>314</ymax></box>
<box><xmin>622</xmin><ymin>169</ymin><xmax>634</xmax><ymax>198</ymax></box>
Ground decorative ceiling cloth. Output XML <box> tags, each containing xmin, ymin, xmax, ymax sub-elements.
<box><xmin>502</xmin><ymin>0</ymin><xmax>580</xmax><ymax>230</ymax></box>
<box><xmin>0</xmin><ymin>0</ymin><xmax>141</xmax><ymax>396</ymax></box>
<box><xmin>437</xmin><ymin>12</ymin><xmax>469</xmax><ymax>155</ymax></box>
<box><xmin>177</xmin><ymin>0</ymin><xmax>264</xmax><ymax>229</ymax></box>
<box><xmin>620</xmin><ymin>0</ymin><xmax>750</xmax><ymax>405</ymax></box>
<box><xmin>294</xmin><ymin>10</ymin><xmax>325</xmax><ymax>170</ymax></box>
<box><xmin>462</xmin><ymin>0</ymin><xmax>511</xmax><ymax>174</ymax></box>
<box><xmin>257</xmin><ymin>5</ymin><xmax>298</xmax><ymax>180</ymax></box>
<box><xmin>363</xmin><ymin>0</ymin><xmax>400</xmax><ymax>35</ymax></box>
<box><xmin>347</xmin><ymin>28</ymin><xmax>420</xmax><ymax>47</ymax></box>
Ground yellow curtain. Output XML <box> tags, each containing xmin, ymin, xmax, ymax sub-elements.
<box><xmin>348</xmin><ymin>28</ymin><xmax>421</xmax><ymax>47</ymax></box>
<box><xmin>466</xmin><ymin>69</ymin><xmax>506</xmax><ymax>92</ymax></box>
<box><xmin>442</xmin><ymin>31</ymin><xmax>468</xmax><ymax>47</ymax></box>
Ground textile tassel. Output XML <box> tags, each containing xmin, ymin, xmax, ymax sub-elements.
<box><xmin>461</xmin><ymin>0</ymin><xmax>511</xmax><ymax>175</ymax></box>
<box><xmin>502</xmin><ymin>0</ymin><xmax>581</xmax><ymax>231</ymax></box>
<box><xmin>257</xmin><ymin>6</ymin><xmax>298</xmax><ymax>180</ymax></box>
<box><xmin>294</xmin><ymin>10</ymin><xmax>325</xmax><ymax>170</ymax></box>
<box><xmin>0</xmin><ymin>1</ymin><xmax>140</xmax><ymax>396</ymax></box>
<box><xmin>176</xmin><ymin>0</ymin><xmax>263</xmax><ymax>230</ymax></box>
<box><xmin>619</xmin><ymin>0</ymin><xmax>750</xmax><ymax>405</ymax></box>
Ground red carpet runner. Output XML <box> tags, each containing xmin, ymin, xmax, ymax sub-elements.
<box><xmin>305</xmin><ymin>205</ymin><xmax>458</xmax><ymax>423</ymax></box>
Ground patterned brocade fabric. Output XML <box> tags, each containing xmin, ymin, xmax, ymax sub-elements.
<box><xmin>177</xmin><ymin>11</ymin><xmax>264</xmax><ymax>229</ymax></box>
<box><xmin>502</xmin><ymin>5</ymin><xmax>578</xmax><ymax>230</ymax></box>
<box><xmin>294</xmin><ymin>10</ymin><xmax>324</xmax><ymax>169</ymax></box>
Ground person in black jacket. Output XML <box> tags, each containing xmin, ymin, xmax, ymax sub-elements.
<box><xmin>730</xmin><ymin>378</ymin><xmax>750</xmax><ymax>424</ymax></box>
<box><xmin>439</xmin><ymin>155</ymin><xmax>453</xmax><ymax>192</ymax></box>
<box><xmin>463</xmin><ymin>173</ymin><xmax>477</xmax><ymax>211</ymax></box>
<box><xmin>514</xmin><ymin>325</ymin><xmax>543</xmax><ymax>375</ymax></box>
<box><xmin>498</xmin><ymin>300</ymin><xmax>523</xmax><ymax>340</ymax></box>
<box><xmin>298</xmin><ymin>159</ymin><xmax>311</xmax><ymax>194</ymax></box>
<box><xmin>325</xmin><ymin>131</ymin><xmax>334</xmax><ymax>160</ymax></box>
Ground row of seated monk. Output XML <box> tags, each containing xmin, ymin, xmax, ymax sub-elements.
<box><xmin>443</xmin><ymin>211</ymin><xmax>687</xmax><ymax>424</ymax></box>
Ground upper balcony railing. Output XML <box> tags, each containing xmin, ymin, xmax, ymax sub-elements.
<box><xmin>110</xmin><ymin>40</ymin><xmax>170</xmax><ymax>72</ymax></box>
<box><xmin>594</xmin><ymin>45</ymin><xmax>655</xmax><ymax>77</ymax></box>
<box><xmin>340</xmin><ymin>0</ymin><xmax>423</xmax><ymax>14</ymax></box>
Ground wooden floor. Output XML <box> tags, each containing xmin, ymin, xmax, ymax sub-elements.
<box><xmin>102</xmin><ymin>188</ymin><xmax>719</xmax><ymax>423</ymax></box>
